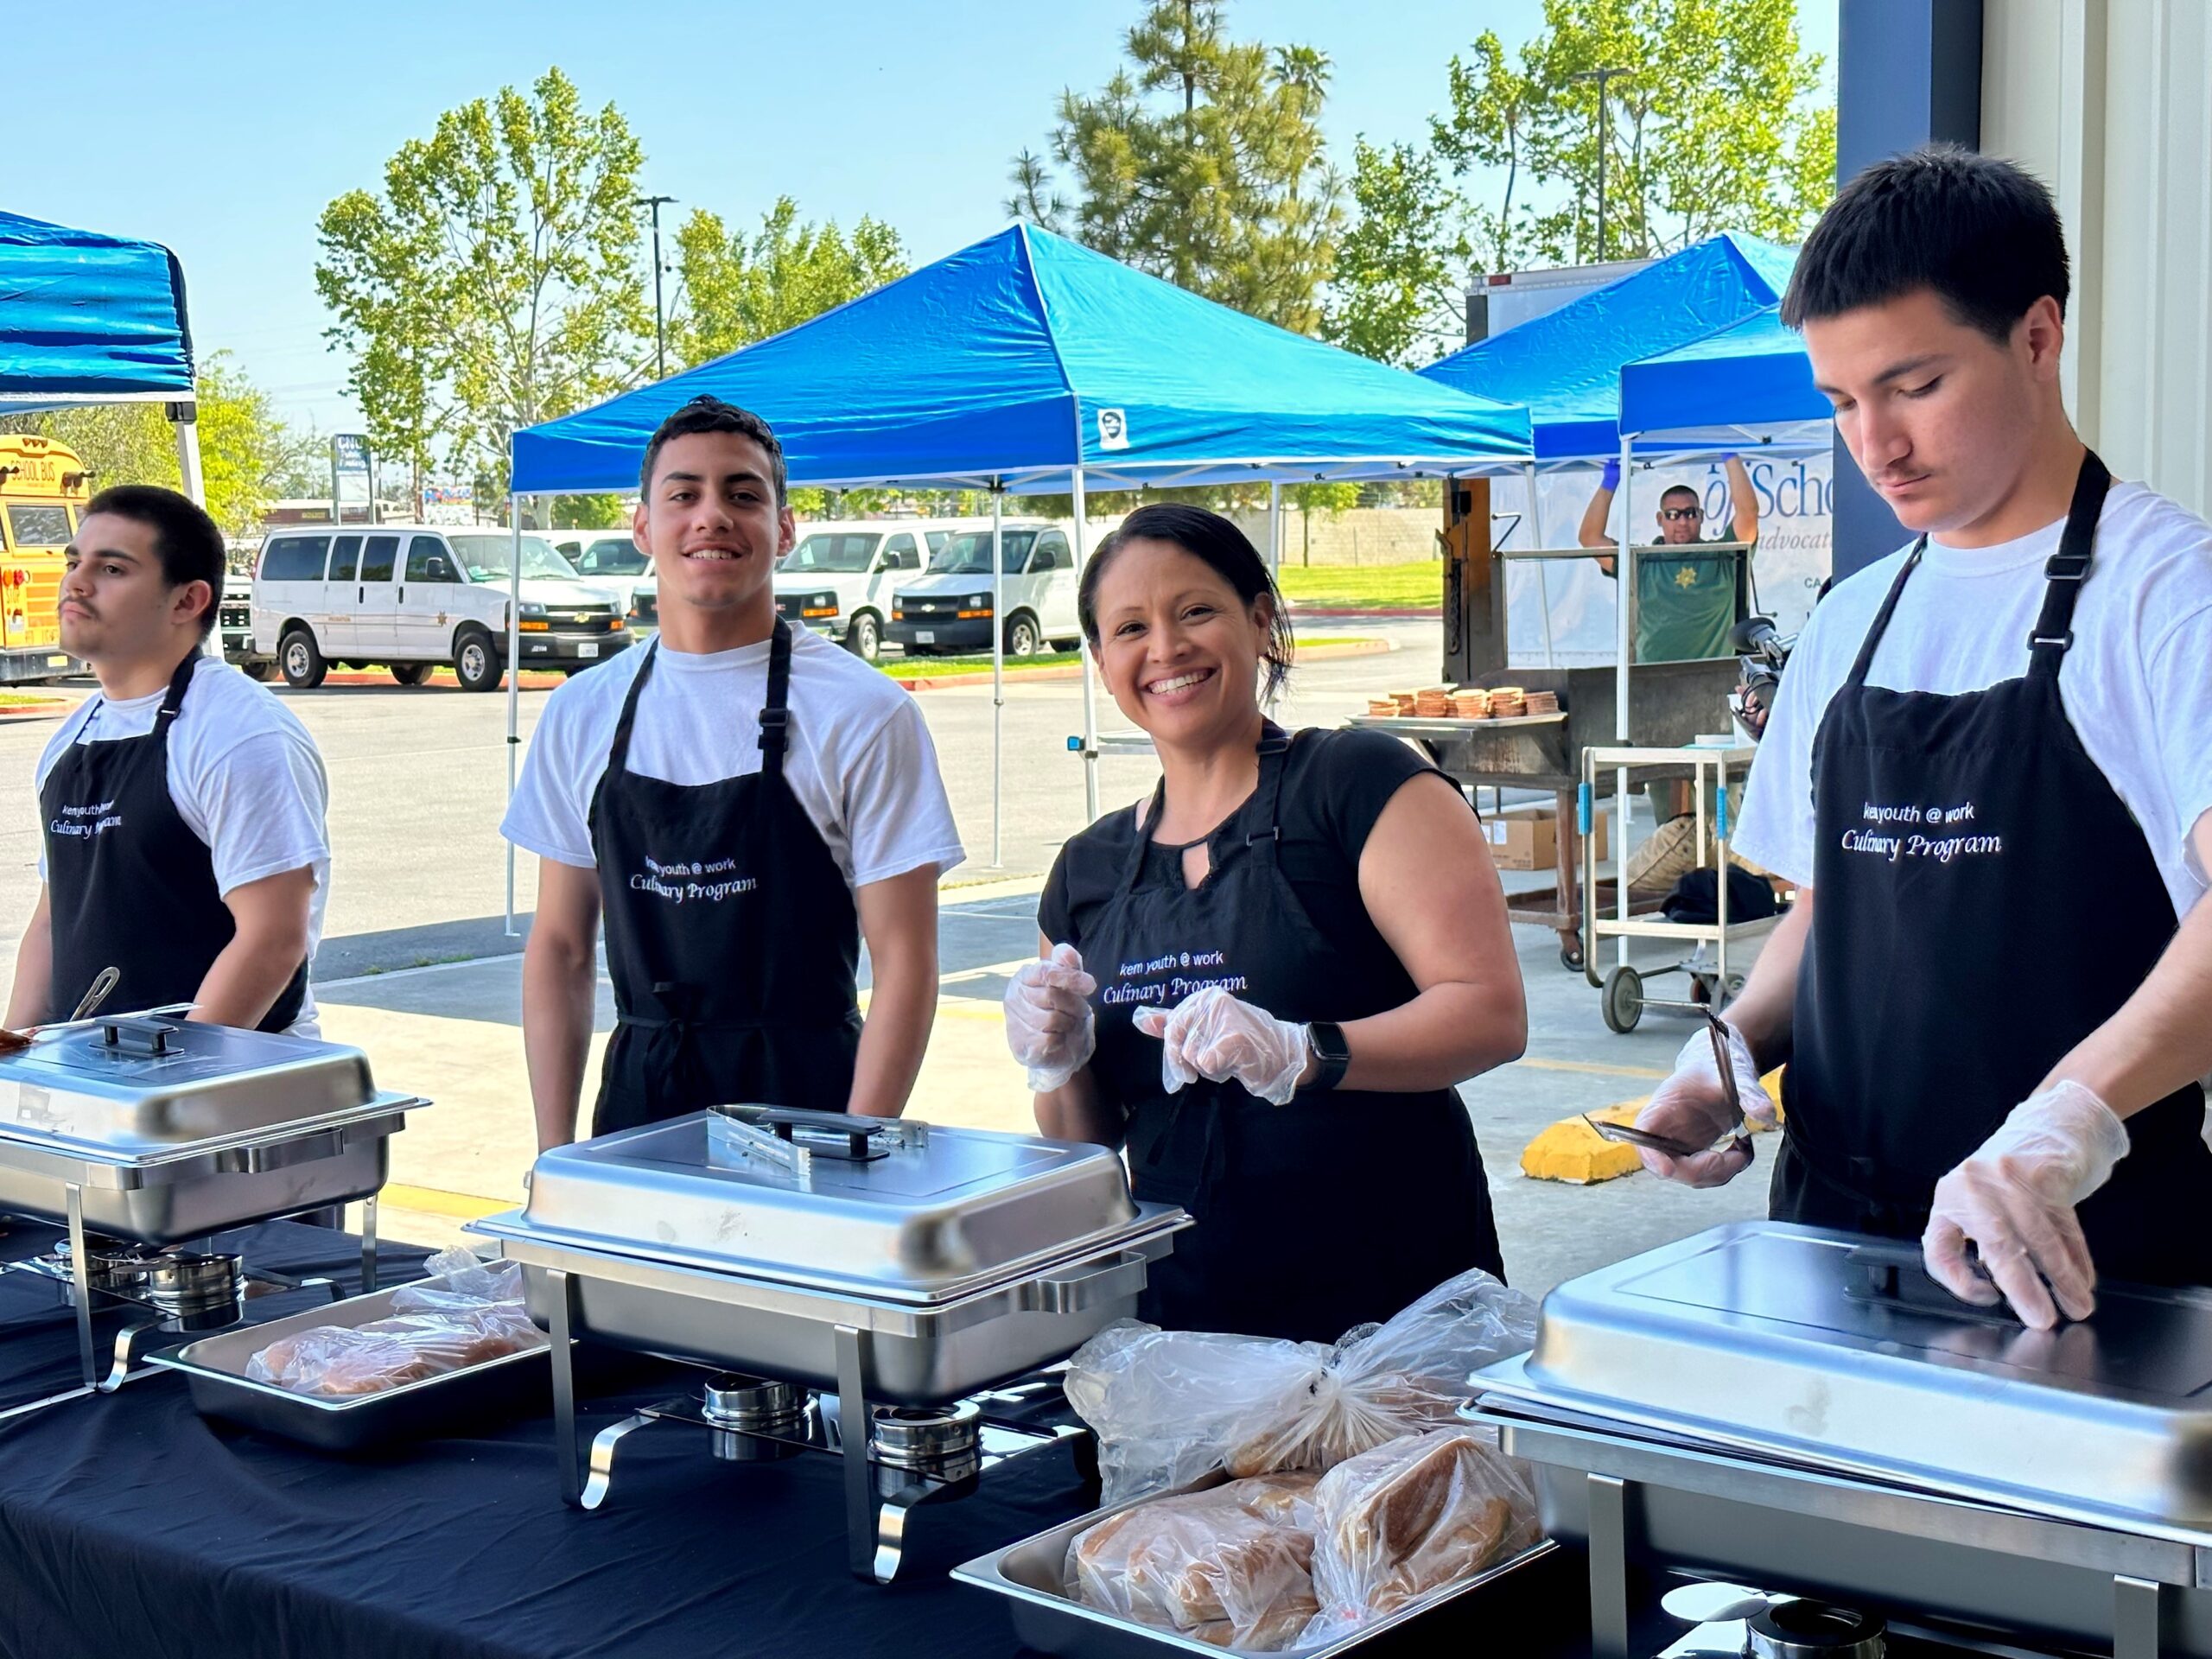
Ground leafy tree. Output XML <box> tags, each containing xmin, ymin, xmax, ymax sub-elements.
<box><xmin>672</xmin><ymin>197</ymin><xmax>909</xmax><ymax>365</ymax></box>
<box><xmin>1331</xmin><ymin>0</ymin><xmax>1834</xmax><ymax>362</ymax></box>
<box><xmin>0</xmin><ymin>352</ymin><xmax>310</xmax><ymax>536</ymax></box>
<box><xmin>315</xmin><ymin>67</ymin><xmax>650</xmax><ymax>503</ymax></box>
<box><xmin>1007</xmin><ymin>0</ymin><xmax>1342</xmax><ymax>334</ymax></box>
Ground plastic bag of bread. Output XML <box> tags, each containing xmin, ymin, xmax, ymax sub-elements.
<box><xmin>1068</xmin><ymin>1473</ymin><xmax>1322</xmax><ymax>1651</ymax></box>
<box><xmin>389</xmin><ymin>1243</ymin><xmax>524</xmax><ymax>1314</ymax></box>
<box><xmin>1300</xmin><ymin>1428</ymin><xmax>1541</xmax><ymax>1644</ymax></box>
<box><xmin>1065</xmin><ymin>1268</ymin><xmax>1536</xmax><ymax>1503</ymax></box>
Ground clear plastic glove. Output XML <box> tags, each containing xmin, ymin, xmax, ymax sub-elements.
<box><xmin>1004</xmin><ymin>944</ymin><xmax>1097</xmax><ymax>1092</ymax></box>
<box><xmin>1923</xmin><ymin>1081</ymin><xmax>2130</xmax><ymax>1330</ymax></box>
<box><xmin>1633</xmin><ymin>1021</ymin><xmax>1776</xmax><ymax>1188</ymax></box>
<box><xmin>1131</xmin><ymin>987</ymin><xmax>1309</xmax><ymax>1106</ymax></box>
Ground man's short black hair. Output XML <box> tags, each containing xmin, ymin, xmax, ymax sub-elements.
<box><xmin>639</xmin><ymin>395</ymin><xmax>788</xmax><ymax>504</ymax></box>
<box><xmin>81</xmin><ymin>485</ymin><xmax>224</xmax><ymax>639</ymax></box>
<box><xmin>1782</xmin><ymin>145</ymin><xmax>2070</xmax><ymax>344</ymax></box>
<box><xmin>1659</xmin><ymin>484</ymin><xmax>1700</xmax><ymax>507</ymax></box>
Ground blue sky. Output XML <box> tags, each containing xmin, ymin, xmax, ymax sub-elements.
<box><xmin>13</xmin><ymin>1</ymin><xmax>1835</xmax><ymax>442</ymax></box>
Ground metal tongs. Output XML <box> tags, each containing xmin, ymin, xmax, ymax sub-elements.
<box><xmin>1583</xmin><ymin>1007</ymin><xmax>1755</xmax><ymax>1161</ymax></box>
<box><xmin>0</xmin><ymin>966</ymin><xmax>120</xmax><ymax>1052</ymax></box>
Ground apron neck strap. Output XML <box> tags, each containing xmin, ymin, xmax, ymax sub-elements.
<box><xmin>758</xmin><ymin>619</ymin><xmax>793</xmax><ymax>783</ymax></box>
<box><xmin>157</xmin><ymin>650</ymin><xmax>199</xmax><ymax>724</ymax></box>
<box><xmin>2027</xmin><ymin>448</ymin><xmax>2111</xmax><ymax>678</ymax></box>
<box><xmin>605</xmin><ymin>637</ymin><xmax>659</xmax><ymax>775</ymax></box>
<box><xmin>1843</xmin><ymin>543</ymin><xmax>1923</xmax><ymax>690</ymax></box>
<box><xmin>1115</xmin><ymin>722</ymin><xmax>1292</xmax><ymax>896</ymax></box>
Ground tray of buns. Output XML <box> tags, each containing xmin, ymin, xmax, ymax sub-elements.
<box><xmin>149</xmin><ymin>1268</ymin><xmax>550</xmax><ymax>1452</ymax></box>
<box><xmin>954</xmin><ymin>1455</ymin><xmax>1561</xmax><ymax>1657</ymax></box>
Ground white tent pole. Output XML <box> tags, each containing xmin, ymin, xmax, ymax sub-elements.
<box><xmin>1266</xmin><ymin>480</ymin><xmax>1281</xmax><ymax>578</ymax></box>
<box><xmin>1073</xmin><ymin>467</ymin><xmax>1099</xmax><ymax>823</ymax></box>
<box><xmin>1615</xmin><ymin>439</ymin><xmax>1634</xmax><ymax>972</ymax></box>
<box><xmin>990</xmin><ymin>487</ymin><xmax>1005</xmax><ymax>868</ymax></box>
<box><xmin>505</xmin><ymin>494</ymin><xmax>524</xmax><ymax>938</ymax></box>
<box><xmin>170</xmin><ymin>410</ymin><xmax>207</xmax><ymax>507</ymax></box>
<box><xmin>1523</xmin><ymin>461</ymin><xmax>1556</xmax><ymax>671</ymax></box>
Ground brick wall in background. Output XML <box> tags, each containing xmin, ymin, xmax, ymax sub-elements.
<box><xmin>1224</xmin><ymin>506</ymin><xmax>1441</xmax><ymax>567</ymax></box>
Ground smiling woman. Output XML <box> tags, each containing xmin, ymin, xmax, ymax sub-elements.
<box><xmin>1005</xmin><ymin>504</ymin><xmax>1529</xmax><ymax>1344</ymax></box>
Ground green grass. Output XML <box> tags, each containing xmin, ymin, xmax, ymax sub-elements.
<box><xmin>1274</xmin><ymin>560</ymin><xmax>1443</xmax><ymax>611</ymax></box>
<box><xmin>878</xmin><ymin>636</ymin><xmax>1377</xmax><ymax>678</ymax></box>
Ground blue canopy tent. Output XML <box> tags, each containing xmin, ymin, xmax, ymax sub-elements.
<box><xmin>1618</xmin><ymin>304</ymin><xmax>1829</xmax><ymax>453</ymax></box>
<box><xmin>503</xmin><ymin>224</ymin><xmax>1530</xmax><ymax>907</ymax></box>
<box><xmin>0</xmin><ymin>209</ymin><xmax>202</xmax><ymax>497</ymax></box>
<box><xmin>1415</xmin><ymin>231</ymin><xmax>1799</xmax><ymax>467</ymax></box>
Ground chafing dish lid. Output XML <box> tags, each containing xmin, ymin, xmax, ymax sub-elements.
<box><xmin>480</xmin><ymin>1113</ymin><xmax>1148</xmax><ymax>1300</ymax></box>
<box><xmin>1481</xmin><ymin>1220</ymin><xmax>2212</xmax><ymax>1535</ymax></box>
<box><xmin>0</xmin><ymin>1019</ymin><xmax>385</xmax><ymax>1160</ymax></box>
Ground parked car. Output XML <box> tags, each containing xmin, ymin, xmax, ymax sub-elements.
<box><xmin>886</xmin><ymin>521</ymin><xmax>1082</xmax><ymax>657</ymax></box>
<box><xmin>554</xmin><ymin>534</ymin><xmax>651</xmax><ymax>613</ymax></box>
<box><xmin>218</xmin><ymin>571</ymin><xmax>272</xmax><ymax>679</ymax></box>
<box><xmin>251</xmin><ymin>525</ymin><xmax>632</xmax><ymax>691</ymax></box>
<box><xmin>767</xmin><ymin>519</ymin><xmax>952</xmax><ymax>661</ymax></box>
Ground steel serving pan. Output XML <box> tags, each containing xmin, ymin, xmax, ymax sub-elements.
<box><xmin>495</xmin><ymin>1112</ymin><xmax>1150</xmax><ymax>1305</ymax></box>
<box><xmin>952</xmin><ymin>1471</ymin><xmax>1565</xmax><ymax>1659</ymax></box>
<box><xmin>149</xmin><ymin>1275</ymin><xmax>550</xmax><ymax>1452</ymax></box>
<box><xmin>1474</xmin><ymin>1219</ymin><xmax>2212</xmax><ymax>1538</ymax></box>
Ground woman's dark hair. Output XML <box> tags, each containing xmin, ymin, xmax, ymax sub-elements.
<box><xmin>1782</xmin><ymin>144</ymin><xmax>2069</xmax><ymax>344</ymax></box>
<box><xmin>1078</xmin><ymin>503</ymin><xmax>1294</xmax><ymax>697</ymax></box>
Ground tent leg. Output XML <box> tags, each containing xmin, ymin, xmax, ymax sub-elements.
<box><xmin>1267</xmin><ymin>480</ymin><xmax>1281</xmax><ymax>578</ymax></box>
<box><xmin>1524</xmin><ymin>462</ymin><xmax>1557</xmax><ymax>671</ymax></box>
<box><xmin>1615</xmin><ymin>441</ymin><xmax>1635</xmax><ymax>973</ymax></box>
<box><xmin>170</xmin><ymin>409</ymin><xmax>206</xmax><ymax>509</ymax></box>
<box><xmin>991</xmin><ymin>488</ymin><xmax>1004</xmax><ymax>868</ymax></box>
<box><xmin>505</xmin><ymin>496</ymin><xmax>524</xmax><ymax>938</ymax></box>
<box><xmin>1073</xmin><ymin>469</ymin><xmax>1099</xmax><ymax>824</ymax></box>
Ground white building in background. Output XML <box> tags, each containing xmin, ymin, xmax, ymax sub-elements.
<box><xmin>1983</xmin><ymin>2</ymin><xmax>2212</xmax><ymax>519</ymax></box>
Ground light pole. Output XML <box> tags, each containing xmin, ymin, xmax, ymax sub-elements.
<box><xmin>635</xmin><ymin>194</ymin><xmax>676</xmax><ymax>379</ymax></box>
<box><xmin>1569</xmin><ymin>67</ymin><xmax>1630</xmax><ymax>261</ymax></box>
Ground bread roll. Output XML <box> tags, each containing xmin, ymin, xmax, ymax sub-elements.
<box><xmin>1309</xmin><ymin>1430</ymin><xmax>1538</xmax><ymax>1622</ymax></box>
<box><xmin>1069</xmin><ymin>1474</ymin><xmax>1321</xmax><ymax>1651</ymax></box>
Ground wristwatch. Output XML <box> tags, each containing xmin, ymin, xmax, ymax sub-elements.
<box><xmin>1301</xmin><ymin>1021</ymin><xmax>1351</xmax><ymax>1094</ymax></box>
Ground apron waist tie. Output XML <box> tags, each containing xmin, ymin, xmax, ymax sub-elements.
<box><xmin>1782</xmin><ymin>1124</ymin><xmax>1930</xmax><ymax>1236</ymax></box>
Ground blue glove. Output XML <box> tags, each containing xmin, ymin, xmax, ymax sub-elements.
<box><xmin>1599</xmin><ymin>459</ymin><xmax>1621</xmax><ymax>492</ymax></box>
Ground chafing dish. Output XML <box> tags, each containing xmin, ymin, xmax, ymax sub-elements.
<box><xmin>1467</xmin><ymin>1221</ymin><xmax>2212</xmax><ymax>1659</ymax></box>
<box><xmin>0</xmin><ymin>1014</ymin><xmax>427</xmax><ymax>1408</ymax></box>
<box><xmin>468</xmin><ymin>1107</ymin><xmax>1187</xmax><ymax>1580</ymax></box>
<box><xmin>953</xmin><ymin>1469</ymin><xmax>1569</xmax><ymax>1658</ymax></box>
<box><xmin>149</xmin><ymin>1272</ymin><xmax>550</xmax><ymax>1452</ymax></box>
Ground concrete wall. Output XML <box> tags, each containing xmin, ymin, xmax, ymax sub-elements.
<box><xmin>1983</xmin><ymin>0</ymin><xmax>2212</xmax><ymax>516</ymax></box>
<box><xmin>1226</xmin><ymin>507</ymin><xmax>1441</xmax><ymax>568</ymax></box>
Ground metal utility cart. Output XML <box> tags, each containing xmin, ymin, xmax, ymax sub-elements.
<box><xmin>1580</xmin><ymin>740</ymin><xmax>1780</xmax><ymax>1031</ymax></box>
<box><xmin>1347</xmin><ymin>478</ymin><xmax>1743</xmax><ymax>969</ymax></box>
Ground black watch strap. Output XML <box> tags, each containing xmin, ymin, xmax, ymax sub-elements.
<box><xmin>1303</xmin><ymin>1021</ymin><xmax>1351</xmax><ymax>1093</ymax></box>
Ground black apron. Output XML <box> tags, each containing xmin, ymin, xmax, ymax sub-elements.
<box><xmin>1080</xmin><ymin>726</ymin><xmax>1503</xmax><ymax>1343</ymax></box>
<box><xmin>586</xmin><ymin>623</ymin><xmax>862</xmax><ymax>1136</ymax></box>
<box><xmin>1777</xmin><ymin>450</ymin><xmax>2212</xmax><ymax>1286</ymax></box>
<box><xmin>40</xmin><ymin>652</ymin><xmax>306</xmax><ymax>1031</ymax></box>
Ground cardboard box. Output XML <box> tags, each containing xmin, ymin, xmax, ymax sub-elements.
<box><xmin>1484</xmin><ymin>803</ymin><xmax>1609</xmax><ymax>871</ymax></box>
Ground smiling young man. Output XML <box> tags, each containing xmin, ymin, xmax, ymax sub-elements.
<box><xmin>1632</xmin><ymin>148</ymin><xmax>2212</xmax><ymax>1331</ymax></box>
<box><xmin>7</xmin><ymin>486</ymin><xmax>329</xmax><ymax>1036</ymax></box>
<box><xmin>505</xmin><ymin>397</ymin><xmax>963</xmax><ymax>1147</ymax></box>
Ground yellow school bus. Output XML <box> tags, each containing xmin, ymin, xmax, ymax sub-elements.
<box><xmin>0</xmin><ymin>434</ymin><xmax>87</xmax><ymax>682</ymax></box>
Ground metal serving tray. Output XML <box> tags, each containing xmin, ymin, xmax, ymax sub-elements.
<box><xmin>1481</xmin><ymin>1219</ymin><xmax>2212</xmax><ymax>1539</ymax></box>
<box><xmin>0</xmin><ymin>1018</ymin><xmax>421</xmax><ymax>1245</ymax></box>
<box><xmin>953</xmin><ymin>1471</ymin><xmax>1565</xmax><ymax>1659</ymax></box>
<box><xmin>149</xmin><ymin>1274</ymin><xmax>550</xmax><ymax>1452</ymax></box>
<box><xmin>499</xmin><ymin>1112</ymin><xmax>1147</xmax><ymax>1304</ymax></box>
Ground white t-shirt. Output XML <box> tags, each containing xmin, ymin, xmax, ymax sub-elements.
<box><xmin>1735</xmin><ymin>480</ymin><xmax>2212</xmax><ymax>918</ymax></box>
<box><xmin>35</xmin><ymin>656</ymin><xmax>332</xmax><ymax>1035</ymax></box>
<box><xmin>501</xmin><ymin>626</ymin><xmax>965</xmax><ymax>889</ymax></box>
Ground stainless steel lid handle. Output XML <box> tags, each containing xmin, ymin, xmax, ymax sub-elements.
<box><xmin>1842</xmin><ymin>1240</ymin><xmax>2022</xmax><ymax>1326</ymax></box>
<box><xmin>99</xmin><ymin>1016</ymin><xmax>180</xmax><ymax>1058</ymax></box>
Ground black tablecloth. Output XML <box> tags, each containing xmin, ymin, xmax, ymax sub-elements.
<box><xmin>0</xmin><ymin>1222</ymin><xmax>1091</xmax><ymax>1659</ymax></box>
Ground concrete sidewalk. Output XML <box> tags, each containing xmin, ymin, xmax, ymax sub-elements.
<box><xmin>322</xmin><ymin>873</ymin><xmax>1769</xmax><ymax>1298</ymax></box>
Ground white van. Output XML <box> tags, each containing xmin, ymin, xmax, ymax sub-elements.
<box><xmin>553</xmin><ymin>533</ymin><xmax>651</xmax><ymax>615</ymax></box>
<box><xmin>886</xmin><ymin>520</ymin><xmax>1083</xmax><ymax>657</ymax></box>
<box><xmin>251</xmin><ymin>525</ymin><xmax>633</xmax><ymax>691</ymax></box>
<box><xmin>768</xmin><ymin>519</ymin><xmax>972</xmax><ymax>661</ymax></box>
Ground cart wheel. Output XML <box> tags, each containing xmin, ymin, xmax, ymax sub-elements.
<box><xmin>1559</xmin><ymin>938</ymin><xmax>1585</xmax><ymax>971</ymax></box>
<box><xmin>1601</xmin><ymin>965</ymin><xmax>1644</xmax><ymax>1034</ymax></box>
<box><xmin>1722</xmin><ymin>974</ymin><xmax>1746</xmax><ymax>1005</ymax></box>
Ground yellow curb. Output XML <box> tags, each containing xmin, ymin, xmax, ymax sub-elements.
<box><xmin>379</xmin><ymin>1183</ymin><xmax>514</xmax><ymax>1220</ymax></box>
<box><xmin>1521</xmin><ymin>1102</ymin><xmax>1648</xmax><ymax>1185</ymax></box>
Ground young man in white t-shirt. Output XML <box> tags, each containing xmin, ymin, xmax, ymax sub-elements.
<box><xmin>505</xmin><ymin>397</ymin><xmax>963</xmax><ymax>1148</ymax></box>
<box><xmin>8</xmin><ymin>486</ymin><xmax>330</xmax><ymax>1037</ymax></box>
<box><xmin>1633</xmin><ymin>147</ymin><xmax>2212</xmax><ymax>1329</ymax></box>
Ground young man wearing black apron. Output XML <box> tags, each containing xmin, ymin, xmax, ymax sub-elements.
<box><xmin>6</xmin><ymin>486</ymin><xmax>328</xmax><ymax>1037</ymax></box>
<box><xmin>505</xmin><ymin>397</ymin><xmax>963</xmax><ymax>1147</ymax></box>
<box><xmin>1635</xmin><ymin>148</ymin><xmax>2212</xmax><ymax>1332</ymax></box>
